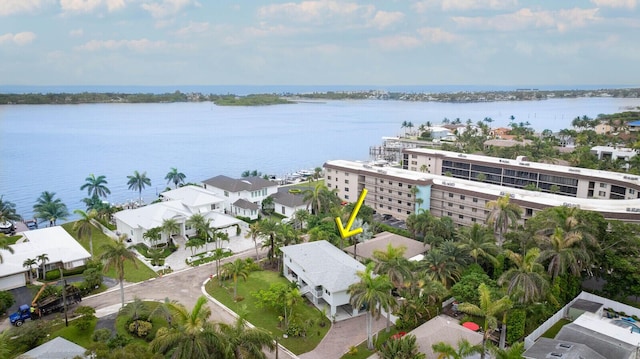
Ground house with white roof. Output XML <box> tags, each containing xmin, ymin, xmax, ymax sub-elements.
<box><xmin>0</xmin><ymin>226</ymin><xmax>91</xmax><ymax>290</ymax></box>
<box><xmin>114</xmin><ymin>185</ymin><xmax>242</xmax><ymax>246</ymax></box>
<box><xmin>201</xmin><ymin>175</ymin><xmax>279</xmax><ymax>220</ymax></box>
<box><xmin>280</xmin><ymin>240</ymin><xmax>366</xmax><ymax>320</ymax></box>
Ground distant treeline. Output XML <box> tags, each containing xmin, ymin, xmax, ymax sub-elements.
<box><xmin>1</xmin><ymin>88</ymin><xmax>639</xmax><ymax>106</ymax></box>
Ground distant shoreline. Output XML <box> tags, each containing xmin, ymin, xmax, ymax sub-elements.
<box><xmin>0</xmin><ymin>88</ymin><xmax>639</xmax><ymax>106</ymax></box>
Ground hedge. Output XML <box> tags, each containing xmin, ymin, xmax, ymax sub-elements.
<box><xmin>506</xmin><ymin>309</ymin><xmax>526</xmax><ymax>345</ymax></box>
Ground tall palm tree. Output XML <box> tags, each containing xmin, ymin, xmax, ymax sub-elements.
<box><xmin>23</xmin><ymin>257</ymin><xmax>37</xmax><ymax>282</ymax></box>
<box><xmin>150</xmin><ymin>296</ymin><xmax>227</xmax><ymax>359</ymax></box>
<box><xmin>498</xmin><ymin>248</ymin><xmax>549</xmax><ymax>304</ymax></box>
<box><xmin>101</xmin><ymin>238</ymin><xmax>138</xmax><ymax>307</ymax></box>
<box><xmin>486</xmin><ymin>195</ymin><xmax>522</xmax><ymax>247</ymax></box>
<box><xmin>245</xmin><ymin>223</ymin><xmax>262</xmax><ymax>260</ymax></box>
<box><xmin>0</xmin><ymin>235</ymin><xmax>15</xmax><ymax>264</ymax></box>
<box><xmin>348</xmin><ymin>263</ymin><xmax>395</xmax><ymax>350</ymax></box>
<box><xmin>80</xmin><ymin>174</ymin><xmax>111</xmax><ymax>199</ymax></box>
<box><xmin>457</xmin><ymin>283</ymin><xmax>512</xmax><ymax>359</ymax></box>
<box><xmin>33</xmin><ymin>191</ymin><xmax>69</xmax><ymax>226</ymax></box>
<box><xmin>538</xmin><ymin>227</ymin><xmax>590</xmax><ymax>279</ymax></box>
<box><xmin>432</xmin><ymin>338</ymin><xmax>483</xmax><ymax>359</ymax></box>
<box><xmin>256</xmin><ymin>218</ymin><xmax>280</xmax><ymax>266</ymax></box>
<box><xmin>373</xmin><ymin>243</ymin><xmax>412</xmax><ymax>288</ymax></box>
<box><xmin>220</xmin><ymin>259</ymin><xmax>251</xmax><ymax>299</ymax></box>
<box><xmin>302</xmin><ymin>182</ymin><xmax>339</xmax><ymax>216</ymax></box>
<box><xmin>73</xmin><ymin>209</ymin><xmax>97</xmax><ymax>256</ymax></box>
<box><xmin>218</xmin><ymin>315</ymin><xmax>276</xmax><ymax>359</ymax></box>
<box><xmin>127</xmin><ymin>170</ymin><xmax>151</xmax><ymax>203</ymax></box>
<box><xmin>420</xmin><ymin>249</ymin><xmax>461</xmax><ymax>288</ymax></box>
<box><xmin>165</xmin><ymin>167</ymin><xmax>186</xmax><ymax>189</ymax></box>
<box><xmin>456</xmin><ymin>223</ymin><xmax>499</xmax><ymax>266</ymax></box>
<box><xmin>161</xmin><ymin>218</ymin><xmax>181</xmax><ymax>245</ymax></box>
<box><xmin>36</xmin><ymin>253</ymin><xmax>49</xmax><ymax>279</ymax></box>
<box><xmin>0</xmin><ymin>196</ymin><xmax>21</xmax><ymax>223</ymax></box>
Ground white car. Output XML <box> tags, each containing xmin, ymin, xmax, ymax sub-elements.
<box><xmin>0</xmin><ymin>221</ymin><xmax>15</xmax><ymax>234</ymax></box>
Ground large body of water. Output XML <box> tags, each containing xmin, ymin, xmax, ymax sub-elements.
<box><xmin>2</xmin><ymin>97</ymin><xmax>640</xmax><ymax>222</ymax></box>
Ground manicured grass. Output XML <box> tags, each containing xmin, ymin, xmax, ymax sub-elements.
<box><xmin>50</xmin><ymin>318</ymin><xmax>97</xmax><ymax>348</ymax></box>
<box><xmin>541</xmin><ymin>318</ymin><xmax>571</xmax><ymax>338</ymax></box>
<box><xmin>115</xmin><ymin>301</ymin><xmax>168</xmax><ymax>344</ymax></box>
<box><xmin>61</xmin><ymin>223</ymin><xmax>157</xmax><ymax>283</ymax></box>
<box><xmin>205</xmin><ymin>270</ymin><xmax>331</xmax><ymax>355</ymax></box>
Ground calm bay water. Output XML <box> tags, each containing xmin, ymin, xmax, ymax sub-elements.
<box><xmin>2</xmin><ymin>97</ymin><xmax>640</xmax><ymax>221</ymax></box>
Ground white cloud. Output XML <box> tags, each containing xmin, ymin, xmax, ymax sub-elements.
<box><xmin>591</xmin><ymin>0</ymin><xmax>636</xmax><ymax>8</ymax></box>
<box><xmin>0</xmin><ymin>0</ymin><xmax>47</xmax><ymax>16</ymax></box>
<box><xmin>69</xmin><ymin>28</ymin><xmax>84</xmax><ymax>37</ymax></box>
<box><xmin>257</xmin><ymin>0</ymin><xmax>374</xmax><ymax>24</ymax></box>
<box><xmin>0</xmin><ymin>32</ymin><xmax>37</xmax><ymax>45</ymax></box>
<box><xmin>174</xmin><ymin>21</ymin><xmax>209</xmax><ymax>36</ymax></box>
<box><xmin>370</xmin><ymin>35</ymin><xmax>422</xmax><ymax>51</ymax></box>
<box><xmin>76</xmin><ymin>38</ymin><xmax>169</xmax><ymax>52</ymax></box>
<box><xmin>141</xmin><ymin>0</ymin><xmax>196</xmax><ymax>19</ymax></box>
<box><xmin>412</xmin><ymin>0</ymin><xmax>519</xmax><ymax>12</ymax></box>
<box><xmin>417</xmin><ymin>27</ymin><xmax>459</xmax><ymax>43</ymax></box>
<box><xmin>369</xmin><ymin>11</ymin><xmax>404</xmax><ymax>29</ymax></box>
<box><xmin>60</xmin><ymin>0</ymin><xmax>128</xmax><ymax>14</ymax></box>
<box><xmin>452</xmin><ymin>7</ymin><xmax>600</xmax><ymax>32</ymax></box>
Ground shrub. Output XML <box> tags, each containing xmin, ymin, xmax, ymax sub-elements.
<box><xmin>506</xmin><ymin>309</ymin><xmax>526</xmax><ymax>345</ymax></box>
<box><xmin>92</xmin><ymin>328</ymin><xmax>113</xmax><ymax>342</ymax></box>
<box><xmin>128</xmin><ymin>320</ymin><xmax>153</xmax><ymax>337</ymax></box>
<box><xmin>0</xmin><ymin>290</ymin><xmax>15</xmax><ymax>315</ymax></box>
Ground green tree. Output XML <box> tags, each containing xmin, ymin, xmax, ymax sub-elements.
<box><xmin>457</xmin><ymin>223</ymin><xmax>499</xmax><ymax>266</ymax></box>
<box><xmin>164</xmin><ymin>167</ymin><xmax>186</xmax><ymax>189</ymax></box>
<box><xmin>457</xmin><ymin>283</ymin><xmax>512</xmax><ymax>359</ymax></box>
<box><xmin>127</xmin><ymin>170</ymin><xmax>152</xmax><ymax>203</ymax></box>
<box><xmin>101</xmin><ymin>238</ymin><xmax>138</xmax><ymax>307</ymax></box>
<box><xmin>245</xmin><ymin>223</ymin><xmax>262</xmax><ymax>260</ymax></box>
<box><xmin>432</xmin><ymin>338</ymin><xmax>482</xmax><ymax>359</ymax></box>
<box><xmin>220</xmin><ymin>258</ymin><xmax>251</xmax><ymax>299</ymax></box>
<box><xmin>348</xmin><ymin>263</ymin><xmax>395</xmax><ymax>350</ymax></box>
<box><xmin>420</xmin><ymin>249</ymin><xmax>461</xmax><ymax>288</ymax></box>
<box><xmin>538</xmin><ymin>227</ymin><xmax>590</xmax><ymax>279</ymax></box>
<box><xmin>489</xmin><ymin>342</ymin><xmax>525</xmax><ymax>359</ymax></box>
<box><xmin>0</xmin><ymin>196</ymin><xmax>21</xmax><ymax>223</ymax></box>
<box><xmin>486</xmin><ymin>195</ymin><xmax>522</xmax><ymax>247</ymax></box>
<box><xmin>80</xmin><ymin>174</ymin><xmax>111</xmax><ymax>198</ymax></box>
<box><xmin>22</xmin><ymin>257</ymin><xmax>37</xmax><ymax>282</ymax></box>
<box><xmin>218</xmin><ymin>315</ymin><xmax>276</xmax><ymax>359</ymax></box>
<box><xmin>161</xmin><ymin>218</ymin><xmax>180</xmax><ymax>245</ymax></box>
<box><xmin>33</xmin><ymin>191</ymin><xmax>69</xmax><ymax>226</ymax></box>
<box><xmin>150</xmin><ymin>296</ymin><xmax>226</xmax><ymax>359</ymax></box>
<box><xmin>36</xmin><ymin>253</ymin><xmax>49</xmax><ymax>279</ymax></box>
<box><xmin>0</xmin><ymin>235</ymin><xmax>15</xmax><ymax>264</ymax></box>
<box><xmin>373</xmin><ymin>244</ymin><xmax>413</xmax><ymax>288</ymax></box>
<box><xmin>256</xmin><ymin>218</ymin><xmax>280</xmax><ymax>266</ymax></box>
<box><xmin>73</xmin><ymin>209</ymin><xmax>98</xmax><ymax>256</ymax></box>
<box><xmin>377</xmin><ymin>334</ymin><xmax>425</xmax><ymax>359</ymax></box>
<box><xmin>498</xmin><ymin>248</ymin><xmax>549</xmax><ymax>304</ymax></box>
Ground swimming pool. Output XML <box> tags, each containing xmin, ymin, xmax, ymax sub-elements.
<box><xmin>612</xmin><ymin>319</ymin><xmax>640</xmax><ymax>333</ymax></box>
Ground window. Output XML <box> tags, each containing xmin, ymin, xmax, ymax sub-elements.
<box><xmin>412</xmin><ymin>154</ymin><xmax>417</xmax><ymax>158</ymax></box>
<box><xmin>397</xmin><ymin>208</ymin><xmax>402</xmax><ymax>212</ymax></box>
<box><xmin>344</xmin><ymin>187</ymin><xmax>349</xmax><ymax>192</ymax></box>
<box><xmin>398</xmin><ymin>200</ymin><xmax>402</xmax><ymax>204</ymax></box>
<box><xmin>600</xmin><ymin>183</ymin><xmax>607</xmax><ymax>188</ymax></box>
<box><xmin>459</xmin><ymin>214</ymin><xmax>463</xmax><ymax>219</ymax></box>
<box><xmin>447</xmin><ymin>212</ymin><xmax>452</xmax><ymax>216</ymax></box>
<box><xmin>345</xmin><ymin>179</ymin><xmax>349</xmax><ymax>184</ymax></box>
<box><xmin>448</xmin><ymin>193</ymin><xmax>454</xmax><ymax>198</ymax></box>
<box><xmin>398</xmin><ymin>191</ymin><xmax>402</xmax><ymax>195</ymax></box>
<box><xmin>224</xmin><ymin>191</ymin><xmax>229</xmax><ymax>197</ymax></box>
<box><xmin>388</xmin><ymin>190</ymin><xmax>392</xmax><ymax>193</ymax></box>
<box><xmin>471</xmin><ymin>218</ymin><xmax>476</xmax><ymax>222</ymax></box>
<box><xmin>327</xmin><ymin>176</ymin><xmax>332</xmax><ymax>180</ymax></box>
<box><xmin>380</xmin><ymin>180</ymin><xmax>384</xmax><ymax>184</ymax></box>
<box><xmin>380</xmin><ymin>196</ymin><xmax>384</xmax><ymax>200</ymax></box>
<box><xmin>345</xmin><ymin>195</ymin><xmax>350</xmax><ymax>199</ymax></box>
<box><xmin>389</xmin><ymin>182</ymin><xmax>393</xmax><ymax>185</ymax></box>
<box><xmin>411</xmin><ymin>161</ymin><xmax>417</xmax><ymax>165</ymax></box>
<box><xmin>399</xmin><ymin>183</ymin><xmax>403</xmax><ymax>187</ymax></box>
<box><xmin>473</xmin><ymin>198</ymin><xmax>478</xmax><ymax>203</ymax></box>
<box><xmin>408</xmin><ymin>185</ymin><xmax>412</xmax><ymax>189</ymax></box>
<box><xmin>598</xmin><ymin>191</ymin><xmax>606</xmax><ymax>196</ymax></box>
<box><xmin>379</xmin><ymin>204</ymin><xmax>383</xmax><ymax>208</ymax></box>
<box><xmin>526</xmin><ymin>208</ymin><xmax>533</xmax><ymax>216</ymax></box>
<box><xmin>459</xmin><ymin>205</ymin><xmax>464</xmax><ymax>209</ymax></box>
<box><xmin>472</xmin><ymin>208</ymin><xmax>477</xmax><ymax>213</ymax></box>
<box><xmin>460</xmin><ymin>195</ymin><xmax>465</xmax><ymax>200</ymax></box>
<box><xmin>630</xmin><ymin>189</ymin><xmax>636</xmax><ymax>194</ymax></box>
<box><xmin>448</xmin><ymin>203</ymin><xmax>453</xmax><ymax>207</ymax></box>
<box><xmin>282</xmin><ymin>206</ymin><xmax>285</xmax><ymax>214</ymax></box>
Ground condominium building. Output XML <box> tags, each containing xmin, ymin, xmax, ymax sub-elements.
<box><xmin>324</xmin><ymin>157</ymin><xmax>640</xmax><ymax>226</ymax></box>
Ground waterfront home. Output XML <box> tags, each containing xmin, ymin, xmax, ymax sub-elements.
<box><xmin>280</xmin><ymin>240</ymin><xmax>366</xmax><ymax>320</ymax></box>
<box><xmin>269</xmin><ymin>186</ymin><xmax>312</xmax><ymax>219</ymax></box>
<box><xmin>114</xmin><ymin>185</ymin><xmax>242</xmax><ymax>246</ymax></box>
<box><xmin>201</xmin><ymin>175</ymin><xmax>279</xmax><ymax>220</ymax></box>
<box><xmin>0</xmin><ymin>227</ymin><xmax>91</xmax><ymax>290</ymax></box>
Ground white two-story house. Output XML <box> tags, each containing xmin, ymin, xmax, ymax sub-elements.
<box><xmin>201</xmin><ymin>175</ymin><xmax>279</xmax><ymax>220</ymax></box>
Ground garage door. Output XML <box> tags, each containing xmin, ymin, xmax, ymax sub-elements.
<box><xmin>0</xmin><ymin>273</ymin><xmax>26</xmax><ymax>291</ymax></box>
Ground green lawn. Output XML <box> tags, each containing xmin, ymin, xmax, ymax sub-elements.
<box><xmin>115</xmin><ymin>301</ymin><xmax>168</xmax><ymax>344</ymax></box>
<box><xmin>49</xmin><ymin>318</ymin><xmax>97</xmax><ymax>348</ymax></box>
<box><xmin>205</xmin><ymin>270</ymin><xmax>330</xmax><ymax>355</ymax></box>
<box><xmin>61</xmin><ymin>222</ymin><xmax>157</xmax><ymax>283</ymax></box>
<box><xmin>541</xmin><ymin>318</ymin><xmax>571</xmax><ymax>339</ymax></box>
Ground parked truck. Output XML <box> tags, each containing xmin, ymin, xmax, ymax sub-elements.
<box><xmin>9</xmin><ymin>284</ymin><xmax>83</xmax><ymax>326</ymax></box>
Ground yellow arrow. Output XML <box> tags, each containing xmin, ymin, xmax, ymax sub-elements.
<box><xmin>335</xmin><ymin>188</ymin><xmax>368</xmax><ymax>239</ymax></box>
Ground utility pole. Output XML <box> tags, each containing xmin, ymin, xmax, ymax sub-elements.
<box><xmin>60</xmin><ymin>267</ymin><xmax>68</xmax><ymax>327</ymax></box>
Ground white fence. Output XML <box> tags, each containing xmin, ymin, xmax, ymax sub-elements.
<box><xmin>524</xmin><ymin>291</ymin><xmax>640</xmax><ymax>349</ymax></box>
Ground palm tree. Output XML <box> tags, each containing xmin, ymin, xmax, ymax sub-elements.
<box><xmin>420</xmin><ymin>249</ymin><xmax>461</xmax><ymax>288</ymax></box>
<box><xmin>378</xmin><ymin>334</ymin><xmax>425</xmax><ymax>359</ymax></box>
<box><xmin>150</xmin><ymin>296</ymin><xmax>227</xmax><ymax>359</ymax></box>
<box><xmin>456</xmin><ymin>223</ymin><xmax>499</xmax><ymax>266</ymax></box>
<box><xmin>36</xmin><ymin>253</ymin><xmax>49</xmax><ymax>279</ymax></box>
<box><xmin>313</xmin><ymin>167</ymin><xmax>322</xmax><ymax>181</ymax></box>
<box><xmin>165</xmin><ymin>167</ymin><xmax>186</xmax><ymax>189</ymax></box>
<box><xmin>245</xmin><ymin>223</ymin><xmax>262</xmax><ymax>260</ymax></box>
<box><xmin>348</xmin><ymin>263</ymin><xmax>395</xmax><ymax>350</ymax></box>
<box><xmin>80</xmin><ymin>174</ymin><xmax>111</xmax><ymax>199</ymax></box>
<box><xmin>220</xmin><ymin>259</ymin><xmax>251</xmax><ymax>299</ymax></box>
<box><xmin>161</xmin><ymin>218</ymin><xmax>181</xmax><ymax>245</ymax></box>
<box><xmin>302</xmin><ymin>182</ymin><xmax>339</xmax><ymax>215</ymax></box>
<box><xmin>538</xmin><ymin>227</ymin><xmax>590</xmax><ymax>279</ymax></box>
<box><xmin>73</xmin><ymin>209</ymin><xmax>97</xmax><ymax>256</ymax></box>
<box><xmin>432</xmin><ymin>338</ymin><xmax>482</xmax><ymax>359</ymax></box>
<box><xmin>0</xmin><ymin>235</ymin><xmax>15</xmax><ymax>264</ymax></box>
<box><xmin>127</xmin><ymin>170</ymin><xmax>151</xmax><ymax>203</ymax></box>
<box><xmin>498</xmin><ymin>248</ymin><xmax>549</xmax><ymax>304</ymax></box>
<box><xmin>457</xmin><ymin>283</ymin><xmax>512</xmax><ymax>359</ymax></box>
<box><xmin>33</xmin><ymin>191</ymin><xmax>69</xmax><ymax>226</ymax></box>
<box><xmin>489</xmin><ymin>342</ymin><xmax>525</xmax><ymax>359</ymax></box>
<box><xmin>373</xmin><ymin>243</ymin><xmax>412</xmax><ymax>288</ymax></box>
<box><xmin>0</xmin><ymin>196</ymin><xmax>21</xmax><ymax>223</ymax></box>
<box><xmin>256</xmin><ymin>218</ymin><xmax>280</xmax><ymax>266</ymax></box>
<box><xmin>22</xmin><ymin>257</ymin><xmax>37</xmax><ymax>282</ymax></box>
<box><xmin>101</xmin><ymin>238</ymin><xmax>138</xmax><ymax>307</ymax></box>
<box><xmin>486</xmin><ymin>195</ymin><xmax>522</xmax><ymax>247</ymax></box>
<box><xmin>218</xmin><ymin>315</ymin><xmax>276</xmax><ymax>359</ymax></box>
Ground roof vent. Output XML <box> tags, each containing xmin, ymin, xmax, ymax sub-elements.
<box><xmin>548</xmin><ymin>353</ymin><xmax>563</xmax><ymax>358</ymax></box>
<box><xmin>558</xmin><ymin>343</ymin><xmax>573</xmax><ymax>349</ymax></box>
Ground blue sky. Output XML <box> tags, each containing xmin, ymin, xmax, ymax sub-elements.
<box><xmin>1</xmin><ymin>0</ymin><xmax>639</xmax><ymax>87</ymax></box>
